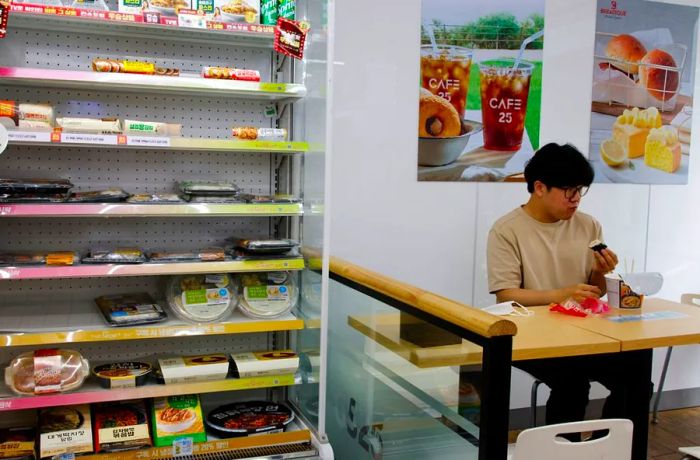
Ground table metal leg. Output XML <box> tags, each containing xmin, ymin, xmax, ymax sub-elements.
<box><xmin>624</xmin><ymin>349</ymin><xmax>653</xmax><ymax>460</ymax></box>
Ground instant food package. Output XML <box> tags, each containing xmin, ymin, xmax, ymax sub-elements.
<box><xmin>151</xmin><ymin>394</ymin><xmax>206</xmax><ymax>447</ymax></box>
<box><xmin>0</xmin><ymin>427</ymin><xmax>35</xmax><ymax>460</ymax></box>
<box><xmin>39</xmin><ymin>405</ymin><xmax>93</xmax><ymax>459</ymax></box>
<box><xmin>166</xmin><ymin>274</ymin><xmax>238</xmax><ymax>323</ymax></box>
<box><xmin>238</xmin><ymin>271</ymin><xmax>298</xmax><ymax>319</ymax></box>
<box><xmin>93</xmin><ymin>400</ymin><xmax>152</xmax><ymax>453</ymax></box>
<box><xmin>205</xmin><ymin>401</ymin><xmax>293</xmax><ymax>438</ymax></box>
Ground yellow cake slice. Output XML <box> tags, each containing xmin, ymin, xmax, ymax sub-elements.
<box><xmin>645</xmin><ymin>126</ymin><xmax>681</xmax><ymax>173</ymax></box>
<box><xmin>612</xmin><ymin>107</ymin><xmax>662</xmax><ymax>158</ymax></box>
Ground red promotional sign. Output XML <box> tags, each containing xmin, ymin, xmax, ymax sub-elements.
<box><xmin>0</xmin><ymin>0</ymin><xmax>11</xmax><ymax>39</ymax></box>
<box><xmin>274</xmin><ymin>17</ymin><xmax>309</xmax><ymax>60</ymax></box>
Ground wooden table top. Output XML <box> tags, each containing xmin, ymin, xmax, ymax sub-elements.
<box><xmin>348</xmin><ymin>309</ymin><xmax>620</xmax><ymax>368</ymax></box>
<box><xmin>543</xmin><ymin>297</ymin><xmax>700</xmax><ymax>351</ymax></box>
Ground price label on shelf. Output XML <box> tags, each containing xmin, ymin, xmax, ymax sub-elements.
<box><xmin>172</xmin><ymin>438</ymin><xmax>193</xmax><ymax>457</ymax></box>
<box><xmin>7</xmin><ymin>131</ymin><xmax>52</xmax><ymax>143</ymax></box>
<box><xmin>259</xmin><ymin>83</ymin><xmax>288</xmax><ymax>93</ymax></box>
<box><xmin>60</xmin><ymin>133</ymin><xmax>119</xmax><ymax>145</ymax></box>
<box><xmin>126</xmin><ymin>136</ymin><xmax>171</xmax><ymax>147</ymax></box>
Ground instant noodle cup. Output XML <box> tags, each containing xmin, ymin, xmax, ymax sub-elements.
<box><xmin>605</xmin><ymin>274</ymin><xmax>643</xmax><ymax>309</ymax></box>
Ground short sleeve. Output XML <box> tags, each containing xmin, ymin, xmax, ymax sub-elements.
<box><xmin>487</xmin><ymin>228</ymin><xmax>523</xmax><ymax>294</ymax></box>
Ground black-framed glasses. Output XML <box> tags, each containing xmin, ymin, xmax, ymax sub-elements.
<box><xmin>556</xmin><ymin>185</ymin><xmax>589</xmax><ymax>200</ymax></box>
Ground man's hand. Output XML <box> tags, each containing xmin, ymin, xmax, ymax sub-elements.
<box><xmin>559</xmin><ymin>283</ymin><xmax>602</xmax><ymax>303</ymax></box>
<box><xmin>592</xmin><ymin>248</ymin><xmax>619</xmax><ymax>275</ymax></box>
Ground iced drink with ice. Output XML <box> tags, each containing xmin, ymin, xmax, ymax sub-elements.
<box><xmin>421</xmin><ymin>45</ymin><xmax>472</xmax><ymax>118</ymax></box>
<box><xmin>479</xmin><ymin>60</ymin><xmax>533</xmax><ymax>151</ymax></box>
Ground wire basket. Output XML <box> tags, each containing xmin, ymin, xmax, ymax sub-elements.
<box><xmin>592</xmin><ymin>32</ymin><xmax>687</xmax><ymax>112</ymax></box>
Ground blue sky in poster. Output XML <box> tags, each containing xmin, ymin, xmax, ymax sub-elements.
<box><xmin>422</xmin><ymin>0</ymin><xmax>544</xmax><ymax>24</ymax></box>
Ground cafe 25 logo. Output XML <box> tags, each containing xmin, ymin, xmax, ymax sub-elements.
<box><xmin>344</xmin><ymin>398</ymin><xmax>384</xmax><ymax>460</ymax></box>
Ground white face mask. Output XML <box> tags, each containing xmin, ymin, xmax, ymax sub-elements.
<box><xmin>483</xmin><ymin>301</ymin><xmax>533</xmax><ymax>317</ymax></box>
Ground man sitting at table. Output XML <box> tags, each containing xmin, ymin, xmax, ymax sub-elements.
<box><xmin>487</xmin><ymin>143</ymin><xmax>622</xmax><ymax>429</ymax></box>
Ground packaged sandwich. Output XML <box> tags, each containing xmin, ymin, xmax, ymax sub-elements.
<box><xmin>232</xmin><ymin>127</ymin><xmax>287</xmax><ymax>141</ymax></box>
<box><xmin>45</xmin><ymin>251</ymin><xmax>79</xmax><ymax>266</ymax></box>
<box><xmin>0</xmin><ymin>427</ymin><xmax>36</xmax><ymax>460</ymax></box>
<box><xmin>126</xmin><ymin>193</ymin><xmax>183</xmax><ymax>203</ymax></box>
<box><xmin>201</xmin><ymin>67</ymin><xmax>261</xmax><ymax>81</ymax></box>
<box><xmin>95</xmin><ymin>293</ymin><xmax>167</xmax><ymax>326</ymax></box>
<box><xmin>69</xmin><ymin>189</ymin><xmax>130</xmax><ymax>203</ymax></box>
<box><xmin>234</xmin><ymin>238</ymin><xmax>298</xmax><ymax>255</ymax></box>
<box><xmin>93</xmin><ymin>401</ymin><xmax>152</xmax><ymax>453</ymax></box>
<box><xmin>56</xmin><ymin>117</ymin><xmax>122</xmax><ymax>134</ymax></box>
<box><xmin>166</xmin><ymin>274</ymin><xmax>238</xmax><ymax>323</ymax></box>
<box><xmin>0</xmin><ymin>252</ymin><xmax>46</xmax><ymax>266</ymax></box>
<box><xmin>0</xmin><ymin>101</ymin><xmax>54</xmax><ymax>129</ymax></box>
<box><xmin>151</xmin><ymin>395</ymin><xmax>206</xmax><ymax>447</ymax></box>
<box><xmin>124</xmin><ymin>120</ymin><xmax>182</xmax><ymax>137</ymax></box>
<box><xmin>5</xmin><ymin>349</ymin><xmax>89</xmax><ymax>395</ymax></box>
<box><xmin>205</xmin><ymin>401</ymin><xmax>294</xmax><ymax>438</ymax></box>
<box><xmin>238</xmin><ymin>271</ymin><xmax>298</xmax><ymax>319</ymax></box>
<box><xmin>39</xmin><ymin>405</ymin><xmax>93</xmax><ymax>459</ymax></box>
<box><xmin>82</xmin><ymin>248</ymin><xmax>147</xmax><ymax>264</ymax></box>
<box><xmin>179</xmin><ymin>181</ymin><xmax>240</xmax><ymax>195</ymax></box>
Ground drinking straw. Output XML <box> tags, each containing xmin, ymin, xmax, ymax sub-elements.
<box><xmin>424</xmin><ymin>22</ymin><xmax>438</xmax><ymax>53</ymax></box>
<box><xmin>512</xmin><ymin>30</ymin><xmax>544</xmax><ymax>71</ymax></box>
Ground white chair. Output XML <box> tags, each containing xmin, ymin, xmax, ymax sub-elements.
<box><xmin>652</xmin><ymin>293</ymin><xmax>700</xmax><ymax>424</ymax></box>
<box><xmin>508</xmin><ymin>419</ymin><xmax>633</xmax><ymax>460</ymax></box>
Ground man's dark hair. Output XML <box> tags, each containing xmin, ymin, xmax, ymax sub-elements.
<box><xmin>524</xmin><ymin>143</ymin><xmax>595</xmax><ymax>193</ymax></box>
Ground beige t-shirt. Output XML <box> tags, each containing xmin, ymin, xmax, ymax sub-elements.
<box><xmin>487</xmin><ymin>207</ymin><xmax>603</xmax><ymax>293</ymax></box>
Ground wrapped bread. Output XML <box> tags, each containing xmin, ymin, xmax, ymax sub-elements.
<box><xmin>5</xmin><ymin>349</ymin><xmax>89</xmax><ymax>395</ymax></box>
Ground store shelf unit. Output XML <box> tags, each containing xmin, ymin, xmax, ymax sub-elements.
<box><xmin>80</xmin><ymin>427</ymin><xmax>314</xmax><ymax>460</ymax></box>
<box><xmin>0</xmin><ymin>67</ymin><xmax>307</xmax><ymax>100</ymax></box>
<box><xmin>7</xmin><ymin>130</ymin><xmax>310</xmax><ymax>153</ymax></box>
<box><xmin>0</xmin><ymin>374</ymin><xmax>297</xmax><ymax>411</ymax></box>
<box><xmin>0</xmin><ymin>258</ymin><xmax>305</xmax><ymax>280</ymax></box>
<box><xmin>0</xmin><ymin>0</ymin><xmax>331</xmax><ymax>457</ymax></box>
<box><xmin>0</xmin><ymin>202</ymin><xmax>304</xmax><ymax>217</ymax></box>
<box><xmin>9</xmin><ymin>3</ymin><xmax>277</xmax><ymax>47</ymax></box>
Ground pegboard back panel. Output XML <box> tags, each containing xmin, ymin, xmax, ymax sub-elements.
<box><xmin>0</xmin><ymin>87</ymin><xmax>272</xmax><ymax>138</ymax></box>
<box><xmin>0</xmin><ymin>277</ymin><xmax>161</xmax><ymax>305</ymax></box>
<box><xmin>0</xmin><ymin>146</ymin><xmax>272</xmax><ymax>193</ymax></box>
<box><xmin>0</xmin><ymin>28</ymin><xmax>272</xmax><ymax>79</ymax></box>
<box><xmin>0</xmin><ymin>216</ymin><xmax>268</xmax><ymax>252</ymax></box>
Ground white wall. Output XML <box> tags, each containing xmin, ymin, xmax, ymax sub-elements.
<box><xmin>330</xmin><ymin>0</ymin><xmax>700</xmax><ymax>408</ymax></box>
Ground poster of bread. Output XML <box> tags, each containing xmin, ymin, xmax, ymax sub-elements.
<box><xmin>590</xmin><ymin>0</ymin><xmax>698</xmax><ymax>184</ymax></box>
<box><xmin>418</xmin><ymin>0</ymin><xmax>544</xmax><ymax>182</ymax></box>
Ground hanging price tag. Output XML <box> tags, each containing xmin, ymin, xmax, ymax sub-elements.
<box><xmin>61</xmin><ymin>133</ymin><xmax>119</xmax><ymax>145</ymax></box>
<box><xmin>126</xmin><ymin>136</ymin><xmax>171</xmax><ymax>147</ymax></box>
<box><xmin>264</xmin><ymin>104</ymin><xmax>278</xmax><ymax>118</ymax></box>
<box><xmin>0</xmin><ymin>0</ymin><xmax>11</xmax><ymax>39</ymax></box>
<box><xmin>172</xmin><ymin>438</ymin><xmax>193</xmax><ymax>457</ymax></box>
<box><xmin>274</xmin><ymin>18</ymin><xmax>310</xmax><ymax>60</ymax></box>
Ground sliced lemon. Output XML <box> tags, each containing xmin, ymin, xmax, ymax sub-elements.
<box><xmin>600</xmin><ymin>139</ymin><xmax>627</xmax><ymax>167</ymax></box>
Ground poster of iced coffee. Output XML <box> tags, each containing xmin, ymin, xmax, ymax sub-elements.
<box><xmin>418</xmin><ymin>0</ymin><xmax>544</xmax><ymax>182</ymax></box>
<box><xmin>589</xmin><ymin>0</ymin><xmax>698</xmax><ymax>184</ymax></box>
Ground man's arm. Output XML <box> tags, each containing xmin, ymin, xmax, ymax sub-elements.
<box><xmin>496</xmin><ymin>284</ymin><xmax>602</xmax><ymax>307</ymax></box>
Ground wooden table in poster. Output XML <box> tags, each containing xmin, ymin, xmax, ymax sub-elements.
<box><xmin>349</xmin><ymin>298</ymin><xmax>700</xmax><ymax>460</ymax></box>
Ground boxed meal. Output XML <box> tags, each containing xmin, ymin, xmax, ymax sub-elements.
<box><xmin>5</xmin><ymin>349</ymin><xmax>89</xmax><ymax>396</ymax></box>
<box><xmin>93</xmin><ymin>362</ymin><xmax>152</xmax><ymax>388</ymax></box>
<box><xmin>166</xmin><ymin>274</ymin><xmax>238</xmax><ymax>323</ymax></box>
<box><xmin>93</xmin><ymin>401</ymin><xmax>151</xmax><ymax>453</ymax></box>
<box><xmin>39</xmin><ymin>405</ymin><xmax>93</xmax><ymax>459</ymax></box>
<box><xmin>151</xmin><ymin>395</ymin><xmax>206</xmax><ymax>447</ymax></box>
<box><xmin>0</xmin><ymin>427</ymin><xmax>35</xmax><ymax>460</ymax></box>
<box><xmin>95</xmin><ymin>293</ymin><xmax>167</xmax><ymax>327</ymax></box>
<box><xmin>234</xmin><ymin>238</ymin><xmax>298</xmax><ymax>255</ymax></box>
<box><xmin>126</xmin><ymin>193</ymin><xmax>183</xmax><ymax>203</ymax></box>
<box><xmin>238</xmin><ymin>271</ymin><xmax>298</xmax><ymax>319</ymax></box>
<box><xmin>69</xmin><ymin>189</ymin><xmax>130</xmax><ymax>203</ymax></box>
<box><xmin>205</xmin><ymin>401</ymin><xmax>293</xmax><ymax>438</ymax></box>
<box><xmin>82</xmin><ymin>248</ymin><xmax>147</xmax><ymax>264</ymax></box>
<box><xmin>230</xmin><ymin>350</ymin><xmax>298</xmax><ymax>378</ymax></box>
<box><xmin>158</xmin><ymin>354</ymin><xmax>230</xmax><ymax>384</ymax></box>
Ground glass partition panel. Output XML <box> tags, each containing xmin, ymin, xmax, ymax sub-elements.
<box><xmin>324</xmin><ymin>274</ymin><xmax>512</xmax><ymax>460</ymax></box>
